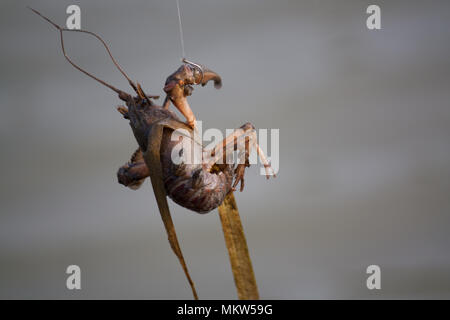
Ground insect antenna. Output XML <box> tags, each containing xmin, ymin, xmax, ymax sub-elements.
<box><xmin>28</xmin><ymin>7</ymin><xmax>140</xmax><ymax>98</ymax></box>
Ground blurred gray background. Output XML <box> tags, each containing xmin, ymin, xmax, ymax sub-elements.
<box><xmin>1</xmin><ymin>0</ymin><xmax>449</xmax><ymax>299</ymax></box>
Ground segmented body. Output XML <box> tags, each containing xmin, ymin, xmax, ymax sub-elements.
<box><xmin>160</xmin><ymin>128</ymin><xmax>233</xmax><ymax>213</ymax></box>
<box><xmin>123</xmin><ymin>99</ymin><xmax>234</xmax><ymax>213</ymax></box>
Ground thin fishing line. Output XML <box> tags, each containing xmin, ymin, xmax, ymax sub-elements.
<box><xmin>176</xmin><ymin>0</ymin><xmax>186</xmax><ymax>59</ymax></box>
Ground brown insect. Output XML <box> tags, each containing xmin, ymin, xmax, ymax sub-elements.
<box><xmin>30</xmin><ymin>7</ymin><xmax>275</xmax><ymax>299</ymax></box>
<box><xmin>117</xmin><ymin>63</ymin><xmax>275</xmax><ymax>213</ymax></box>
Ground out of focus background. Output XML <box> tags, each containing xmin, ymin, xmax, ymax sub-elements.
<box><xmin>1</xmin><ymin>0</ymin><xmax>449</xmax><ymax>299</ymax></box>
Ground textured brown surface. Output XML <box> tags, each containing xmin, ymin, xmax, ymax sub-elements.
<box><xmin>144</xmin><ymin>121</ymin><xmax>199</xmax><ymax>300</ymax></box>
<box><xmin>218</xmin><ymin>193</ymin><xmax>259</xmax><ymax>300</ymax></box>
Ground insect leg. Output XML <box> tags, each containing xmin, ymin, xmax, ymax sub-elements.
<box><xmin>256</xmin><ymin>143</ymin><xmax>276</xmax><ymax>178</ymax></box>
<box><xmin>204</xmin><ymin>122</ymin><xmax>256</xmax><ymax>170</ymax></box>
<box><xmin>117</xmin><ymin>148</ymin><xmax>150</xmax><ymax>190</ymax></box>
<box><xmin>117</xmin><ymin>105</ymin><xmax>129</xmax><ymax>119</ymax></box>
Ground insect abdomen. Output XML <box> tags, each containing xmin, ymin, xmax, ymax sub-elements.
<box><xmin>162</xmin><ymin>164</ymin><xmax>232</xmax><ymax>213</ymax></box>
<box><xmin>159</xmin><ymin>128</ymin><xmax>233</xmax><ymax>213</ymax></box>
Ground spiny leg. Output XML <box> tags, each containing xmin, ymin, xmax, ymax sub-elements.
<box><xmin>256</xmin><ymin>143</ymin><xmax>276</xmax><ymax>178</ymax></box>
<box><xmin>117</xmin><ymin>105</ymin><xmax>129</xmax><ymax>119</ymax></box>
<box><xmin>204</xmin><ymin>122</ymin><xmax>275</xmax><ymax>191</ymax></box>
<box><xmin>204</xmin><ymin>123</ymin><xmax>255</xmax><ymax>170</ymax></box>
<box><xmin>232</xmin><ymin>135</ymin><xmax>251</xmax><ymax>191</ymax></box>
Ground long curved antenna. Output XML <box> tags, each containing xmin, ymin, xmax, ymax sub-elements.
<box><xmin>28</xmin><ymin>7</ymin><xmax>138</xmax><ymax>95</ymax></box>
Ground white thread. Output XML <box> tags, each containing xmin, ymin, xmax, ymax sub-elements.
<box><xmin>176</xmin><ymin>0</ymin><xmax>186</xmax><ymax>60</ymax></box>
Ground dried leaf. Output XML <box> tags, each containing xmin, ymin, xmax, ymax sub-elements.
<box><xmin>218</xmin><ymin>192</ymin><xmax>259</xmax><ymax>299</ymax></box>
<box><xmin>144</xmin><ymin>122</ymin><xmax>198</xmax><ymax>300</ymax></box>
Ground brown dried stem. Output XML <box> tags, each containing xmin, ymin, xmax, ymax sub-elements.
<box><xmin>218</xmin><ymin>192</ymin><xmax>259</xmax><ymax>299</ymax></box>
